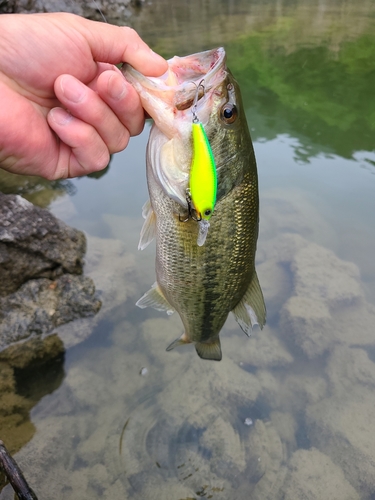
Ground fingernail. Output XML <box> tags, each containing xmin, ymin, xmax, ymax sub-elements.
<box><xmin>107</xmin><ymin>73</ymin><xmax>127</xmax><ymax>100</ymax></box>
<box><xmin>61</xmin><ymin>75</ymin><xmax>86</xmax><ymax>103</ymax></box>
<box><xmin>50</xmin><ymin>107</ymin><xmax>72</xmax><ymax>125</ymax></box>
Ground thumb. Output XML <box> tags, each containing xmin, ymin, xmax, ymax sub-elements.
<box><xmin>70</xmin><ymin>14</ymin><xmax>168</xmax><ymax>76</ymax></box>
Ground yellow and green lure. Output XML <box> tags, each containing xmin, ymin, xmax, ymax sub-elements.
<box><xmin>189</xmin><ymin>120</ymin><xmax>217</xmax><ymax>221</ymax></box>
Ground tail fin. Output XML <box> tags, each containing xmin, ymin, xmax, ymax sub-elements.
<box><xmin>195</xmin><ymin>337</ymin><xmax>222</xmax><ymax>361</ymax></box>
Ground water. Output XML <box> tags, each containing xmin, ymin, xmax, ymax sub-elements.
<box><xmin>1</xmin><ymin>1</ymin><xmax>375</xmax><ymax>498</ymax></box>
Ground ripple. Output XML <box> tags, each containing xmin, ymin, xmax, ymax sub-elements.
<box><xmin>119</xmin><ymin>390</ymin><xmax>283</xmax><ymax>499</ymax></box>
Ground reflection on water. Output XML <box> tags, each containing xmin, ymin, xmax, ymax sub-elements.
<box><xmin>0</xmin><ymin>334</ymin><xmax>65</xmax><ymax>491</ymax></box>
<box><xmin>0</xmin><ymin>169</ymin><xmax>76</xmax><ymax>208</ymax></box>
<box><xmin>228</xmin><ymin>33</ymin><xmax>375</xmax><ymax>164</ymax></box>
<box><xmin>1</xmin><ymin>0</ymin><xmax>375</xmax><ymax>499</ymax></box>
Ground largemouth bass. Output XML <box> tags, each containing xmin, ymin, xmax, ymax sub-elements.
<box><xmin>123</xmin><ymin>47</ymin><xmax>266</xmax><ymax>361</ymax></box>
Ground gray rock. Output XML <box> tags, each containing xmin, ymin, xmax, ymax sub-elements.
<box><xmin>0</xmin><ymin>193</ymin><xmax>103</xmax><ymax>356</ymax></box>
<box><xmin>0</xmin><ymin>193</ymin><xmax>86</xmax><ymax>297</ymax></box>
<box><xmin>0</xmin><ymin>0</ymin><xmax>135</xmax><ymax>22</ymax></box>
<box><xmin>0</xmin><ymin>0</ymin><xmax>17</xmax><ymax>13</ymax></box>
<box><xmin>0</xmin><ymin>275</ymin><xmax>101</xmax><ymax>351</ymax></box>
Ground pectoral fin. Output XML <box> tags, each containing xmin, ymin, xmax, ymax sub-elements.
<box><xmin>136</xmin><ymin>282</ymin><xmax>175</xmax><ymax>315</ymax></box>
<box><xmin>232</xmin><ymin>271</ymin><xmax>266</xmax><ymax>336</ymax></box>
<box><xmin>138</xmin><ymin>200</ymin><xmax>157</xmax><ymax>250</ymax></box>
<box><xmin>195</xmin><ymin>337</ymin><xmax>222</xmax><ymax>361</ymax></box>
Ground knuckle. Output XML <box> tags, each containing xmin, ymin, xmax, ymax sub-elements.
<box><xmin>76</xmin><ymin>130</ymin><xmax>109</xmax><ymax>171</ymax></box>
<box><xmin>93</xmin><ymin>150</ymin><xmax>110</xmax><ymax>171</ymax></box>
<box><xmin>122</xmin><ymin>27</ymin><xmax>138</xmax><ymax>38</ymax></box>
<box><xmin>132</xmin><ymin>120</ymin><xmax>145</xmax><ymax>137</ymax></box>
<box><xmin>108</xmin><ymin>129</ymin><xmax>130</xmax><ymax>154</ymax></box>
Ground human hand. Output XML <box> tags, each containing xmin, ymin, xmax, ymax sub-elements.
<box><xmin>0</xmin><ymin>13</ymin><xmax>167</xmax><ymax>179</ymax></box>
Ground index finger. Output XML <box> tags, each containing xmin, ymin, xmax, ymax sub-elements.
<box><xmin>63</xmin><ymin>13</ymin><xmax>168</xmax><ymax>76</ymax></box>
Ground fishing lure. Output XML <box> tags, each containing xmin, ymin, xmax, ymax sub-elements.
<box><xmin>178</xmin><ymin>81</ymin><xmax>217</xmax><ymax>246</ymax></box>
<box><xmin>189</xmin><ymin>81</ymin><xmax>217</xmax><ymax>221</ymax></box>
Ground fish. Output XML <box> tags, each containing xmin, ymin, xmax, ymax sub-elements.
<box><xmin>122</xmin><ymin>47</ymin><xmax>266</xmax><ymax>361</ymax></box>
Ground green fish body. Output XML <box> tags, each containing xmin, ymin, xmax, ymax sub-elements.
<box><xmin>123</xmin><ymin>48</ymin><xmax>266</xmax><ymax>360</ymax></box>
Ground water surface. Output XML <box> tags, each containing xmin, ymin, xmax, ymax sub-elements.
<box><xmin>1</xmin><ymin>1</ymin><xmax>375</xmax><ymax>499</ymax></box>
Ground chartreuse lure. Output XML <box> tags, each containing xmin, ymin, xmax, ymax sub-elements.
<box><xmin>189</xmin><ymin>121</ymin><xmax>217</xmax><ymax>221</ymax></box>
<box><xmin>178</xmin><ymin>80</ymin><xmax>217</xmax><ymax>245</ymax></box>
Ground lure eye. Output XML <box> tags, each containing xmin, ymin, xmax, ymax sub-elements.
<box><xmin>200</xmin><ymin>207</ymin><xmax>213</xmax><ymax>220</ymax></box>
<box><xmin>220</xmin><ymin>103</ymin><xmax>237</xmax><ymax>124</ymax></box>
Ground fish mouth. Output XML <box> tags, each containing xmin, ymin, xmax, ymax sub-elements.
<box><xmin>122</xmin><ymin>48</ymin><xmax>227</xmax><ymax>130</ymax></box>
<box><xmin>123</xmin><ymin>47</ymin><xmax>225</xmax><ymax>91</ymax></box>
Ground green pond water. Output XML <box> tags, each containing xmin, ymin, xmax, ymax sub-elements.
<box><xmin>1</xmin><ymin>0</ymin><xmax>375</xmax><ymax>498</ymax></box>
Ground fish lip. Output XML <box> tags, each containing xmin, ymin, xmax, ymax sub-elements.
<box><xmin>123</xmin><ymin>47</ymin><xmax>226</xmax><ymax>91</ymax></box>
<box><xmin>122</xmin><ymin>47</ymin><xmax>227</xmax><ymax>138</ymax></box>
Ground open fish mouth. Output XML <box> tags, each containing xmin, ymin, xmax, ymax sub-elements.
<box><xmin>122</xmin><ymin>47</ymin><xmax>227</xmax><ymax>131</ymax></box>
<box><xmin>123</xmin><ymin>47</ymin><xmax>225</xmax><ymax>91</ymax></box>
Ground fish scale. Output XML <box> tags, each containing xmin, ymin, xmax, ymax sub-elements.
<box><xmin>151</xmin><ymin>163</ymin><xmax>259</xmax><ymax>352</ymax></box>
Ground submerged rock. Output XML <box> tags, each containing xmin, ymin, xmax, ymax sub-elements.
<box><xmin>0</xmin><ymin>332</ymin><xmax>64</xmax><ymax>473</ymax></box>
<box><xmin>0</xmin><ymin>193</ymin><xmax>86</xmax><ymax>297</ymax></box>
<box><xmin>306</xmin><ymin>390</ymin><xmax>375</xmax><ymax>498</ymax></box>
<box><xmin>281</xmin><ymin>448</ymin><xmax>360</xmax><ymax>500</ymax></box>
<box><xmin>326</xmin><ymin>345</ymin><xmax>375</xmax><ymax>397</ymax></box>
<box><xmin>291</xmin><ymin>243</ymin><xmax>363</xmax><ymax>309</ymax></box>
<box><xmin>0</xmin><ymin>333</ymin><xmax>64</xmax><ymax>370</ymax></box>
<box><xmin>280</xmin><ymin>295</ymin><xmax>333</xmax><ymax>358</ymax></box>
<box><xmin>279</xmin><ymin>241</ymin><xmax>370</xmax><ymax>358</ymax></box>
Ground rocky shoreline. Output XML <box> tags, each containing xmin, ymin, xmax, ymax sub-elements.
<box><xmin>0</xmin><ymin>0</ymin><xmax>142</xmax><ymax>23</ymax></box>
<box><xmin>0</xmin><ymin>193</ymin><xmax>101</xmax><ymax>359</ymax></box>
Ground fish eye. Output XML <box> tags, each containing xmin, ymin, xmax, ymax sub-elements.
<box><xmin>220</xmin><ymin>103</ymin><xmax>237</xmax><ymax>124</ymax></box>
<box><xmin>204</xmin><ymin>209</ymin><xmax>212</xmax><ymax>217</ymax></box>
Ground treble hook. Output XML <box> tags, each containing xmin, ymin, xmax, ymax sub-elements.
<box><xmin>191</xmin><ymin>79</ymin><xmax>205</xmax><ymax>123</ymax></box>
<box><xmin>179</xmin><ymin>189</ymin><xmax>202</xmax><ymax>222</ymax></box>
<box><xmin>179</xmin><ymin>81</ymin><xmax>207</xmax><ymax>224</ymax></box>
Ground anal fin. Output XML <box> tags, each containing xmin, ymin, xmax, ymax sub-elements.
<box><xmin>166</xmin><ymin>333</ymin><xmax>191</xmax><ymax>351</ymax></box>
<box><xmin>136</xmin><ymin>282</ymin><xmax>175</xmax><ymax>315</ymax></box>
<box><xmin>232</xmin><ymin>270</ymin><xmax>266</xmax><ymax>336</ymax></box>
